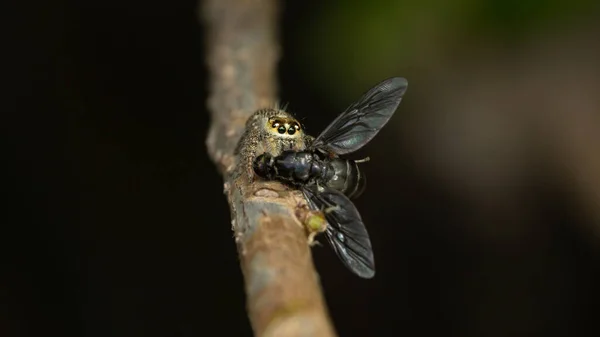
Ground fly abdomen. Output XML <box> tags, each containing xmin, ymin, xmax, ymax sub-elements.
<box><xmin>326</xmin><ymin>159</ymin><xmax>366</xmax><ymax>199</ymax></box>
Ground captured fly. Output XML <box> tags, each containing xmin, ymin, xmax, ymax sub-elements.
<box><xmin>253</xmin><ymin>77</ymin><xmax>408</xmax><ymax>278</ymax></box>
<box><xmin>254</xmin><ymin>77</ymin><xmax>407</xmax><ymax>199</ymax></box>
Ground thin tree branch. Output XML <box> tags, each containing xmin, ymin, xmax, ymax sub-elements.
<box><xmin>200</xmin><ymin>1</ymin><xmax>337</xmax><ymax>336</ymax></box>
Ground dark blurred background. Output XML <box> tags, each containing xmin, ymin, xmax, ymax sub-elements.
<box><xmin>4</xmin><ymin>0</ymin><xmax>600</xmax><ymax>336</ymax></box>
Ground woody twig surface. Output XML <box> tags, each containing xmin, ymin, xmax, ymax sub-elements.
<box><xmin>200</xmin><ymin>0</ymin><xmax>337</xmax><ymax>336</ymax></box>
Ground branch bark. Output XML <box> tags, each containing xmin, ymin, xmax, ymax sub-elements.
<box><xmin>200</xmin><ymin>1</ymin><xmax>337</xmax><ymax>336</ymax></box>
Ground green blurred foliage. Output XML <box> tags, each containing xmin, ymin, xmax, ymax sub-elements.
<box><xmin>473</xmin><ymin>0</ymin><xmax>598</xmax><ymax>37</ymax></box>
<box><xmin>297</xmin><ymin>0</ymin><xmax>599</xmax><ymax>102</ymax></box>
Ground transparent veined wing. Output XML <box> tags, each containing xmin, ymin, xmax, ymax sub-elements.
<box><xmin>302</xmin><ymin>184</ymin><xmax>375</xmax><ymax>278</ymax></box>
<box><xmin>310</xmin><ymin>77</ymin><xmax>407</xmax><ymax>155</ymax></box>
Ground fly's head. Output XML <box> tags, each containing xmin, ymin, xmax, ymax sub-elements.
<box><xmin>253</xmin><ymin>153</ymin><xmax>274</xmax><ymax>179</ymax></box>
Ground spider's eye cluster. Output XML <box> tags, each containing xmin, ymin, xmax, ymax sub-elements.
<box><xmin>271</xmin><ymin>119</ymin><xmax>301</xmax><ymax>135</ymax></box>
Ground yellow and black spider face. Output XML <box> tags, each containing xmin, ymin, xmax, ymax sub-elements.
<box><xmin>265</xmin><ymin>116</ymin><xmax>302</xmax><ymax>139</ymax></box>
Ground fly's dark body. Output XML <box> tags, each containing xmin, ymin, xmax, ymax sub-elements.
<box><xmin>251</xmin><ymin>77</ymin><xmax>408</xmax><ymax>279</ymax></box>
<box><xmin>253</xmin><ymin>150</ymin><xmax>366</xmax><ymax>199</ymax></box>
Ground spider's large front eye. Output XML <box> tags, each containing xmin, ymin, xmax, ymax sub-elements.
<box><xmin>287</xmin><ymin>127</ymin><xmax>296</xmax><ymax>135</ymax></box>
<box><xmin>278</xmin><ymin>125</ymin><xmax>286</xmax><ymax>134</ymax></box>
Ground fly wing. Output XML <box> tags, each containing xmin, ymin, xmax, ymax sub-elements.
<box><xmin>302</xmin><ymin>185</ymin><xmax>375</xmax><ymax>278</ymax></box>
<box><xmin>310</xmin><ymin>77</ymin><xmax>408</xmax><ymax>155</ymax></box>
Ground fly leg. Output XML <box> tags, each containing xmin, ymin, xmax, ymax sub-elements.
<box><xmin>308</xmin><ymin>232</ymin><xmax>323</xmax><ymax>247</ymax></box>
<box><xmin>354</xmin><ymin>157</ymin><xmax>370</xmax><ymax>164</ymax></box>
<box><xmin>298</xmin><ymin>187</ymin><xmax>323</xmax><ymax>247</ymax></box>
<box><xmin>306</xmin><ymin>210</ymin><xmax>327</xmax><ymax>247</ymax></box>
<box><xmin>310</xmin><ymin>196</ymin><xmax>340</xmax><ymax>245</ymax></box>
<box><xmin>323</xmin><ymin>205</ymin><xmax>341</xmax><ymax>213</ymax></box>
